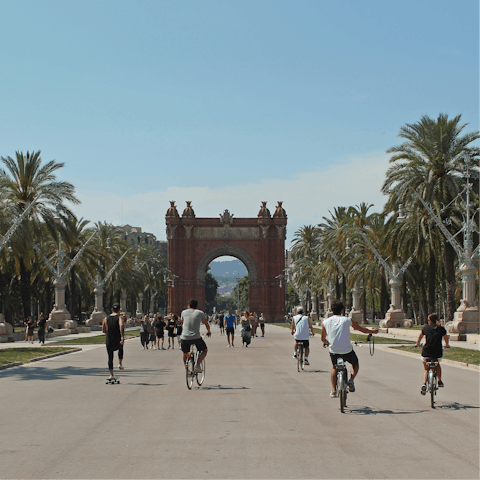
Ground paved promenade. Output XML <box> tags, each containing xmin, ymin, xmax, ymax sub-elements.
<box><xmin>0</xmin><ymin>324</ymin><xmax>478</xmax><ymax>479</ymax></box>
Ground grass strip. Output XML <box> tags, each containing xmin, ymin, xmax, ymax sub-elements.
<box><xmin>273</xmin><ymin>323</ymin><xmax>415</xmax><ymax>344</ymax></box>
<box><xmin>0</xmin><ymin>347</ymin><xmax>77</xmax><ymax>366</ymax></box>
<box><xmin>390</xmin><ymin>345</ymin><xmax>480</xmax><ymax>365</ymax></box>
<box><xmin>51</xmin><ymin>329</ymin><xmax>140</xmax><ymax>345</ymax></box>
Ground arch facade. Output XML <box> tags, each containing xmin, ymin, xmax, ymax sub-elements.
<box><xmin>165</xmin><ymin>201</ymin><xmax>287</xmax><ymax>320</ymax></box>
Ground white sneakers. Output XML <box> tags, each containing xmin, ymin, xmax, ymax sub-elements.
<box><xmin>118</xmin><ymin>365</ymin><xmax>124</xmax><ymax>370</ymax></box>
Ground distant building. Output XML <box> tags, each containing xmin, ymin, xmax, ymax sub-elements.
<box><xmin>117</xmin><ymin>225</ymin><xmax>166</xmax><ymax>249</ymax></box>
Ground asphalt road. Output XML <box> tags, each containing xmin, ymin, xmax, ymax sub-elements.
<box><xmin>0</xmin><ymin>325</ymin><xmax>478</xmax><ymax>479</ymax></box>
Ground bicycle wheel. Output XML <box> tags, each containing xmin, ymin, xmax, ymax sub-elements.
<box><xmin>196</xmin><ymin>357</ymin><xmax>205</xmax><ymax>386</ymax></box>
<box><xmin>340</xmin><ymin>388</ymin><xmax>347</xmax><ymax>413</ymax></box>
<box><xmin>186</xmin><ymin>355</ymin><xmax>194</xmax><ymax>390</ymax></box>
<box><xmin>296</xmin><ymin>345</ymin><xmax>301</xmax><ymax>372</ymax></box>
<box><xmin>300</xmin><ymin>344</ymin><xmax>304</xmax><ymax>370</ymax></box>
<box><xmin>429</xmin><ymin>372</ymin><xmax>436</xmax><ymax>408</ymax></box>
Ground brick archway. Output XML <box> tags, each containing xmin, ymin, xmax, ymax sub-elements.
<box><xmin>165</xmin><ymin>201</ymin><xmax>287</xmax><ymax>320</ymax></box>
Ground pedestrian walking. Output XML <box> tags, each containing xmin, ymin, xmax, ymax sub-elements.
<box><xmin>154</xmin><ymin>314</ymin><xmax>166</xmax><ymax>350</ymax></box>
<box><xmin>37</xmin><ymin>313</ymin><xmax>46</xmax><ymax>345</ymax></box>
<box><xmin>259</xmin><ymin>313</ymin><xmax>266</xmax><ymax>337</ymax></box>
<box><xmin>26</xmin><ymin>317</ymin><xmax>35</xmax><ymax>344</ymax></box>
<box><xmin>167</xmin><ymin>314</ymin><xmax>177</xmax><ymax>349</ymax></box>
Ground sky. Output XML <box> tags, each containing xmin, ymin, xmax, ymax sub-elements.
<box><xmin>1</xmin><ymin>0</ymin><xmax>478</xmax><ymax>253</ymax></box>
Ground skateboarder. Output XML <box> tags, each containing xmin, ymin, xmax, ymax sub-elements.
<box><xmin>102</xmin><ymin>304</ymin><xmax>126</xmax><ymax>382</ymax></box>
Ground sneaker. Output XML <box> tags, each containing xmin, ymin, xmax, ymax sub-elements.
<box><xmin>227</xmin><ymin>345</ymin><xmax>231</xmax><ymax>348</ymax></box>
<box><xmin>118</xmin><ymin>365</ymin><xmax>124</xmax><ymax>370</ymax></box>
<box><xmin>292</xmin><ymin>354</ymin><xmax>297</xmax><ymax>359</ymax></box>
<box><xmin>330</xmin><ymin>391</ymin><xmax>338</xmax><ymax>398</ymax></box>
<box><xmin>232</xmin><ymin>344</ymin><xmax>234</xmax><ymax>347</ymax></box>
<box><xmin>347</xmin><ymin>379</ymin><xmax>355</xmax><ymax>392</ymax></box>
<box><xmin>421</xmin><ymin>384</ymin><xmax>427</xmax><ymax>395</ymax></box>
<box><xmin>194</xmin><ymin>365</ymin><xmax>203</xmax><ymax>373</ymax></box>
<box><xmin>438</xmin><ymin>380</ymin><xmax>444</xmax><ymax>387</ymax></box>
<box><xmin>167</xmin><ymin>345</ymin><xmax>170</xmax><ymax>349</ymax></box>
<box><xmin>304</xmin><ymin>358</ymin><xmax>310</xmax><ymax>366</ymax></box>
<box><xmin>161</xmin><ymin>347</ymin><xmax>165</xmax><ymax>350</ymax></box>
<box><xmin>108</xmin><ymin>375</ymin><xmax>115</xmax><ymax>380</ymax></box>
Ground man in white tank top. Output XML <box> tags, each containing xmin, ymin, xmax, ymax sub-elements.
<box><xmin>321</xmin><ymin>300</ymin><xmax>378</xmax><ymax>398</ymax></box>
<box><xmin>291</xmin><ymin>306</ymin><xmax>315</xmax><ymax>365</ymax></box>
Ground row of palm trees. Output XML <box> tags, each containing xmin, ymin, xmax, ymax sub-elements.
<box><xmin>0</xmin><ymin>151</ymin><xmax>167</xmax><ymax>325</ymax></box>
<box><xmin>291</xmin><ymin>113</ymin><xmax>479</xmax><ymax>323</ymax></box>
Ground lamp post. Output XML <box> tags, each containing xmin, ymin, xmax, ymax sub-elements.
<box><xmin>410</xmin><ymin>159</ymin><xmax>479</xmax><ymax>334</ymax></box>
<box><xmin>348</xmin><ymin>219</ymin><xmax>414</xmax><ymax>328</ymax></box>
<box><xmin>34</xmin><ymin>206</ymin><xmax>98</xmax><ymax>330</ymax></box>
<box><xmin>86</xmin><ymin>246</ymin><xmax>130</xmax><ymax>326</ymax></box>
<box><xmin>0</xmin><ymin>199</ymin><xmax>39</xmax><ymax>338</ymax></box>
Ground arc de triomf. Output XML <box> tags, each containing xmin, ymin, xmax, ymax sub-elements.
<box><xmin>165</xmin><ymin>201</ymin><xmax>287</xmax><ymax>321</ymax></box>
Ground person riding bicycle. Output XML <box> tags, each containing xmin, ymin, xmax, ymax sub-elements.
<box><xmin>414</xmin><ymin>313</ymin><xmax>450</xmax><ymax>394</ymax></box>
<box><xmin>180</xmin><ymin>299</ymin><xmax>211</xmax><ymax>373</ymax></box>
<box><xmin>291</xmin><ymin>306</ymin><xmax>315</xmax><ymax>365</ymax></box>
<box><xmin>321</xmin><ymin>300</ymin><xmax>378</xmax><ymax>398</ymax></box>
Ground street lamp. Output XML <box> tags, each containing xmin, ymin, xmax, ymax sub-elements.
<box><xmin>410</xmin><ymin>159</ymin><xmax>479</xmax><ymax>334</ymax></box>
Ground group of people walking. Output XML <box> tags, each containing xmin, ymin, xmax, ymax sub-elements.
<box><xmin>213</xmin><ymin>310</ymin><xmax>266</xmax><ymax>347</ymax></box>
<box><xmin>23</xmin><ymin>313</ymin><xmax>51</xmax><ymax>345</ymax></box>
<box><xmin>139</xmin><ymin>313</ymin><xmax>182</xmax><ymax>350</ymax></box>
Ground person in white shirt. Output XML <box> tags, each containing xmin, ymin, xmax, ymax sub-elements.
<box><xmin>291</xmin><ymin>306</ymin><xmax>315</xmax><ymax>366</ymax></box>
<box><xmin>321</xmin><ymin>300</ymin><xmax>378</xmax><ymax>398</ymax></box>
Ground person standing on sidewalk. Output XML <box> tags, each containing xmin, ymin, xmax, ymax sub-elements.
<box><xmin>224</xmin><ymin>309</ymin><xmax>236</xmax><ymax>347</ymax></box>
<box><xmin>102</xmin><ymin>304</ymin><xmax>125</xmax><ymax>381</ymax></box>
<box><xmin>37</xmin><ymin>313</ymin><xmax>46</xmax><ymax>345</ymax></box>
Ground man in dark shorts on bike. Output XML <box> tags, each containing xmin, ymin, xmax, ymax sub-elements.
<box><xmin>414</xmin><ymin>313</ymin><xmax>450</xmax><ymax>394</ymax></box>
<box><xmin>102</xmin><ymin>304</ymin><xmax>125</xmax><ymax>380</ymax></box>
<box><xmin>224</xmin><ymin>309</ymin><xmax>236</xmax><ymax>347</ymax></box>
<box><xmin>180</xmin><ymin>299</ymin><xmax>211</xmax><ymax>372</ymax></box>
<box><xmin>321</xmin><ymin>301</ymin><xmax>378</xmax><ymax>398</ymax></box>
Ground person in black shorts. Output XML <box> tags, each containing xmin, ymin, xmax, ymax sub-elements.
<box><xmin>259</xmin><ymin>313</ymin><xmax>265</xmax><ymax>337</ymax></box>
<box><xmin>180</xmin><ymin>299</ymin><xmax>211</xmax><ymax>372</ymax></box>
<box><xmin>415</xmin><ymin>313</ymin><xmax>450</xmax><ymax>394</ymax></box>
<box><xmin>102</xmin><ymin>304</ymin><xmax>125</xmax><ymax>380</ymax></box>
<box><xmin>218</xmin><ymin>312</ymin><xmax>225</xmax><ymax>336</ymax></box>
<box><xmin>176</xmin><ymin>317</ymin><xmax>183</xmax><ymax>348</ymax></box>
<box><xmin>154</xmin><ymin>314</ymin><xmax>166</xmax><ymax>350</ymax></box>
<box><xmin>224</xmin><ymin>309</ymin><xmax>236</xmax><ymax>347</ymax></box>
<box><xmin>37</xmin><ymin>313</ymin><xmax>46</xmax><ymax>345</ymax></box>
<box><xmin>167</xmin><ymin>314</ymin><xmax>177</xmax><ymax>349</ymax></box>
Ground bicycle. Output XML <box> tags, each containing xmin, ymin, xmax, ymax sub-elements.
<box><xmin>185</xmin><ymin>343</ymin><xmax>205</xmax><ymax>389</ymax></box>
<box><xmin>336</xmin><ymin>358</ymin><xmax>348</xmax><ymax>413</ymax></box>
<box><xmin>353</xmin><ymin>333</ymin><xmax>375</xmax><ymax>356</ymax></box>
<box><xmin>296</xmin><ymin>341</ymin><xmax>305</xmax><ymax>372</ymax></box>
<box><xmin>425</xmin><ymin>359</ymin><xmax>439</xmax><ymax>408</ymax></box>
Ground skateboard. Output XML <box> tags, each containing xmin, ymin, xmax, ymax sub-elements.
<box><xmin>106</xmin><ymin>378</ymin><xmax>120</xmax><ymax>385</ymax></box>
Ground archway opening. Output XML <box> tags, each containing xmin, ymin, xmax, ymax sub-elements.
<box><xmin>205</xmin><ymin>255</ymin><xmax>248</xmax><ymax>315</ymax></box>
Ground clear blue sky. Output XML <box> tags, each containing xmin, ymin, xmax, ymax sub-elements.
<box><xmin>1</xmin><ymin>0</ymin><xmax>478</xmax><ymax>244</ymax></box>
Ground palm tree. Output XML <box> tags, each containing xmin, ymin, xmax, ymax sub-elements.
<box><xmin>0</xmin><ymin>151</ymin><xmax>79</xmax><ymax>317</ymax></box>
<box><xmin>382</xmin><ymin>113</ymin><xmax>480</xmax><ymax>321</ymax></box>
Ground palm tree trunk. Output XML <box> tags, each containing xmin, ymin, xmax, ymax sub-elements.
<box><xmin>19</xmin><ymin>259</ymin><xmax>31</xmax><ymax>319</ymax></box>
<box><xmin>362</xmin><ymin>285</ymin><xmax>367</xmax><ymax>323</ymax></box>
<box><xmin>342</xmin><ymin>274</ymin><xmax>347</xmax><ymax>306</ymax></box>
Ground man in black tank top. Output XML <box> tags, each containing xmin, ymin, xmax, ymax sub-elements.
<box><xmin>102</xmin><ymin>304</ymin><xmax>125</xmax><ymax>380</ymax></box>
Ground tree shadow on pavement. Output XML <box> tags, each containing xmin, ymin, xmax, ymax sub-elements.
<box><xmin>201</xmin><ymin>384</ymin><xmax>250</xmax><ymax>390</ymax></box>
<box><xmin>346</xmin><ymin>405</ymin><xmax>426</xmax><ymax>415</ymax></box>
<box><xmin>435</xmin><ymin>402</ymin><xmax>480</xmax><ymax>410</ymax></box>
<box><xmin>0</xmin><ymin>365</ymin><xmax>172</xmax><ymax>381</ymax></box>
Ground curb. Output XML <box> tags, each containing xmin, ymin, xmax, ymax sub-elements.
<box><xmin>379</xmin><ymin>346</ymin><xmax>480</xmax><ymax>371</ymax></box>
<box><xmin>0</xmin><ymin>347</ymin><xmax>83</xmax><ymax>371</ymax></box>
